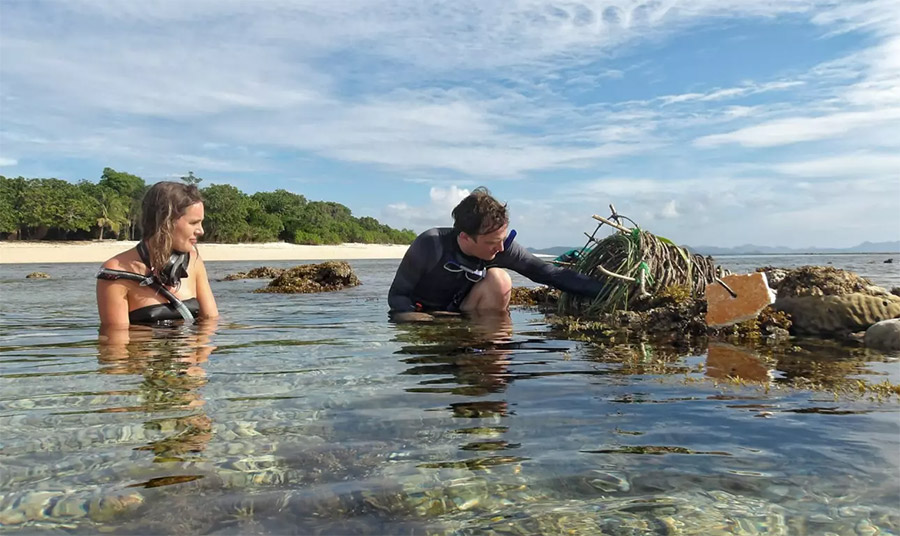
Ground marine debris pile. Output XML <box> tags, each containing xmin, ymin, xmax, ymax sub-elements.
<box><xmin>558</xmin><ymin>211</ymin><xmax>723</xmax><ymax>317</ymax></box>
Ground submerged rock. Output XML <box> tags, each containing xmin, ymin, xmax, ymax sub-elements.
<box><xmin>224</xmin><ymin>267</ymin><xmax>286</xmax><ymax>280</ymax></box>
<box><xmin>865</xmin><ymin>319</ymin><xmax>900</xmax><ymax>351</ymax></box>
<box><xmin>255</xmin><ymin>261</ymin><xmax>360</xmax><ymax>294</ymax></box>
<box><xmin>25</xmin><ymin>272</ymin><xmax>50</xmax><ymax>279</ymax></box>
<box><xmin>0</xmin><ymin>488</ymin><xmax>144</xmax><ymax>525</ymax></box>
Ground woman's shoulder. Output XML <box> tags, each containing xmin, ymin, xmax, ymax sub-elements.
<box><xmin>101</xmin><ymin>247</ymin><xmax>143</xmax><ymax>272</ymax></box>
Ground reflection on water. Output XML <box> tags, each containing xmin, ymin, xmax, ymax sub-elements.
<box><xmin>706</xmin><ymin>343</ymin><xmax>774</xmax><ymax>382</ymax></box>
<box><xmin>98</xmin><ymin>321</ymin><xmax>217</xmax><ymax>464</ymax></box>
<box><xmin>0</xmin><ymin>258</ymin><xmax>898</xmax><ymax>534</ymax></box>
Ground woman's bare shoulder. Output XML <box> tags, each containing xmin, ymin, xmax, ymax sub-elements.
<box><xmin>101</xmin><ymin>247</ymin><xmax>143</xmax><ymax>272</ymax></box>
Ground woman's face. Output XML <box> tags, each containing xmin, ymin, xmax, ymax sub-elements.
<box><xmin>173</xmin><ymin>202</ymin><xmax>205</xmax><ymax>252</ymax></box>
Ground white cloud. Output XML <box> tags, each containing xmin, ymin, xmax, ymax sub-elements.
<box><xmin>0</xmin><ymin>157</ymin><xmax>17</xmax><ymax>167</ymax></box>
<box><xmin>429</xmin><ymin>185</ymin><xmax>470</xmax><ymax>208</ymax></box>
<box><xmin>382</xmin><ymin>185</ymin><xmax>470</xmax><ymax>230</ymax></box>
<box><xmin>659</xmin><ymin>200</ymin><xmax>679</xmax><ymax>219</ymax></box>
<box><xmin>772</xmin><ymin>152</ymin><xmax>900</xmax><ymax>178</ymax></box>
<box><xmin>659</xmin><ymin>80</ymin><xmax>804</xmax><ymax>105</ymax></box>
<box><xmin>694</xmin><ymin>108</ymin><xmax>900</xmax><ymax>148</ymax></box>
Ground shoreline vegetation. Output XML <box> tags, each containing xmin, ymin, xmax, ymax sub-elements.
<box><xmin>0</xmin><ymin>240</ymin><xmax>409</xmax><ymax>264</ymax></box>
<box><xmin>0</xmin><ymin>169</ymin><xmax>417</xmax><ymax>246</ymax></box>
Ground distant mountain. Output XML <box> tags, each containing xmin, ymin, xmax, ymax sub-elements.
<box><xmin>529</xmin><ymin>241</ymin><xmax>900</xmax><ymax>256</ymax></box>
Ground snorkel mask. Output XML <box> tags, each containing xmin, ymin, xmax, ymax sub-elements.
<box><xmin>137</xmin><ymin>241</ymin><xmax>190</xmax><ymax>289</ymax></box>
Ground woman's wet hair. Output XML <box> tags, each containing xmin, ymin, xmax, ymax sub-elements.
<box><xmin>452</xmin><ymin>187</ymin><xmax>508</xmax><ymax>237</ymax></box>
<box><xmin>140</xmin><ymin>181</ymin><xmax>203</xmax><ymax>273</ymax></box>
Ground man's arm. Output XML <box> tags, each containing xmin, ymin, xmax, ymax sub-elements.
<box><xmin>497</xmin><ymin>242</ymin><xmax>604</xmax><ymax>298</ymax></box>
<box><xmin>388</xmin><ymin>232</ymin><xmax>437</xmax><ymax>312</ymax></box>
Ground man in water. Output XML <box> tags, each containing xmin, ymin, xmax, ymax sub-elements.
<box><xmin>388</xmin><ymin>187</ymin><xmax>604</xmax><ymax>320</ymax></box>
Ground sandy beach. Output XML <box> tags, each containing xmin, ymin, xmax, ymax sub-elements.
<box><xmin>0</xmin><ymin>241</ymin><xmax>410</xmax><ymax>264</ymax></box>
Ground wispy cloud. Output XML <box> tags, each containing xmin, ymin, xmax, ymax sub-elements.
<box><xmin>694</xmin><ymin>108</ymin><xmax>900</xmax><ymax>148</ymax></box>
<box><xmin>772</xmin><ymin>152</ymin><xmax>900</xmax><ymax>178</ymax></box>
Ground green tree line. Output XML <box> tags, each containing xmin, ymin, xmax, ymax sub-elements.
<box><xmin>0</xmin><ymin>169</ymin><xmax>417</xmax><ymax>245</ymax></box>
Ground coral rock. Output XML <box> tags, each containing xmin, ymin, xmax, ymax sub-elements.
<box><xmin>224</xmin><ymin>266</ymin><xmax>286</xmax><ymax>280</ymax></box>
<box><xmin>776</xmin><ymin>293</ymin><xmax>900</xmax><ymax>335</ymax></box>
<box><xmin>255</xmin><ymin>261</ymin><xmax>360</xmax><ymax>293</ymax></box>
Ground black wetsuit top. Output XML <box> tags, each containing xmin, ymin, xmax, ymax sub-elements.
<box><xmin>388</xmin><ymin>227</ymin><xmax>604</xmax><ymax>312</ymax></box>
<box><xmin>129</xmin><ymin>298</ymin><xmax>201</xmax><ymax>324</ymax></box>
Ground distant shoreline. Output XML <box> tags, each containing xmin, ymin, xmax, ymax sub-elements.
<box><xmin>0</xmin><ymin>241</ymin><xmax>409</xmax><ymax>264</ymax></box>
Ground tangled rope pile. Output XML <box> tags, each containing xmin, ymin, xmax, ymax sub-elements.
<box><xmin>558</xmin><ymin>210</ymin><xmax>725</xmax><ymax>315</ymax></box>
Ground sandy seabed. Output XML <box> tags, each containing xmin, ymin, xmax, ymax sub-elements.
<box><xmin>0</xmin><ymin>241</ymin><xmax>410</xmax><ymax>264</ymax></box>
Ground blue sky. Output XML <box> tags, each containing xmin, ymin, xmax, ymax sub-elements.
<box><xmin>1</xmin><ymin>0</ymin><xmax>898</xmax><ymax>248</ymax></box>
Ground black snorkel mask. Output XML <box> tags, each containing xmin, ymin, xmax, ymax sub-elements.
<box><xmin>137</xmin><ymin>240</ymin><xmax>190</xmax><ymax>289</ymax></box>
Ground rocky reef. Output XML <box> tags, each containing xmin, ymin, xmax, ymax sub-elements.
<box><xmin>511</xmin><ymin>265</ymin><xmax>898</xmax><ymax>351</ymax></box>
<box><xmin>25</xmin><ymin>272</ymin><xmax>50</xmax><ymax>279</ymax></box>
<box><xmin>223</xmin><ymin>267</ymin><xmax>286</xmax><ymax>281</ymax></box>
<box><xmin>255</xmin><ymin>261</ymin><xmax>360</xmax><ymax>294</ymax></box>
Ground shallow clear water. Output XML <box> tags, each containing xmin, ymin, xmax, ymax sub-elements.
<box><xmin>0</xmin><ymin>255</ymin><xmax>898</xmax><ymax>534</ymax></box>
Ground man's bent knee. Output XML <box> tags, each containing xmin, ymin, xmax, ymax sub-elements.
<box><xmin>461</xmin><ymin>268</ymin><xmax>512</xmax><ymax>312</ymax></box>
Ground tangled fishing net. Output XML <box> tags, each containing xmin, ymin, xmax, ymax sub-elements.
<box><xmin>558</xmin><ymin>209</ymin><xmax>727</xmax><ymax>316</ymax></box>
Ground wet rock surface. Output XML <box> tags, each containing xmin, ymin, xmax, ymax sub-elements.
<box><xmin>773</xmin><ymin>266</ymin><xmax>900</xmax><ymax>336</ymax></box>
<box><xmin>25</xmin><ymin>272</ymin><xmax>50</xmax><ymax>279</ymax></box>
<box><xmin>255</xmin><ymin>261</ymin><xmax>360</xmax><ymax>294</ymax></box>
<box><xmin>865</xmin><ymin>319</ymin><xmax>900</xmax><ymax>351</ymax></box>
<box><xmin>223</xmin><ymin>266</ymin><xmax>286</xmax><ymax>280</ymax></box>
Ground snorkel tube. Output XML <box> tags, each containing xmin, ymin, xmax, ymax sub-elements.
<box><xmin>96</xmin><ymin>269</ymin><xmax>195</xmax><ymax>323</ymax></box>
<box><xmin>504</xmin><ymin>229</ymin><xmax>517</xmax><ymax>250</ymax></box>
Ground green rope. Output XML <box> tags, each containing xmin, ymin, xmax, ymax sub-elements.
<box><xmin>635</xmin><ymin>261</ymin><xmax>653</xmax><ymax>285</ymax></box>
<box><xmin>630</xmin><ymin>227</ymin><xmax>642</xmax><ymax>243</ymax></box>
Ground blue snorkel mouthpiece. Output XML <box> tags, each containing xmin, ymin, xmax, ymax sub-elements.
<box><xmin>504</xmin><ymin>229</ymin><xmax>517</xmax><ymax>250</ymax></box>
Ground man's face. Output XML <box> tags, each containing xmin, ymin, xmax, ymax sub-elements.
<box><xmin>462</xmin><ymin>224</ymin><xmax>509</xmax><ymax>261</ymax></box>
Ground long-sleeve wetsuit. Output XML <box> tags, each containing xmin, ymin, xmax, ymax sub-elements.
<box><xmin>388</xmin><ymin>227</ymin><xmax>604</xmax><ymax>312</ymax></box>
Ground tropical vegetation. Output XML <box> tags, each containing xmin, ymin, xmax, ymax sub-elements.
<box><xmin>0</xmin><ymin>169</ymin><xmax>417</xmax><ymax>245</ymax></box>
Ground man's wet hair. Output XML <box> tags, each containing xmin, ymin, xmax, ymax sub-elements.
<box><xmin>452</xmin><ymin>187</ymin><xmax>508</xmax><ymax>237</ymax></box>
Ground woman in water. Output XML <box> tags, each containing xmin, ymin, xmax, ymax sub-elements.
<box><xmin>96</xmin><ymin>181</ymin><xmax>218</xmax><ymax>325</ymax></box>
